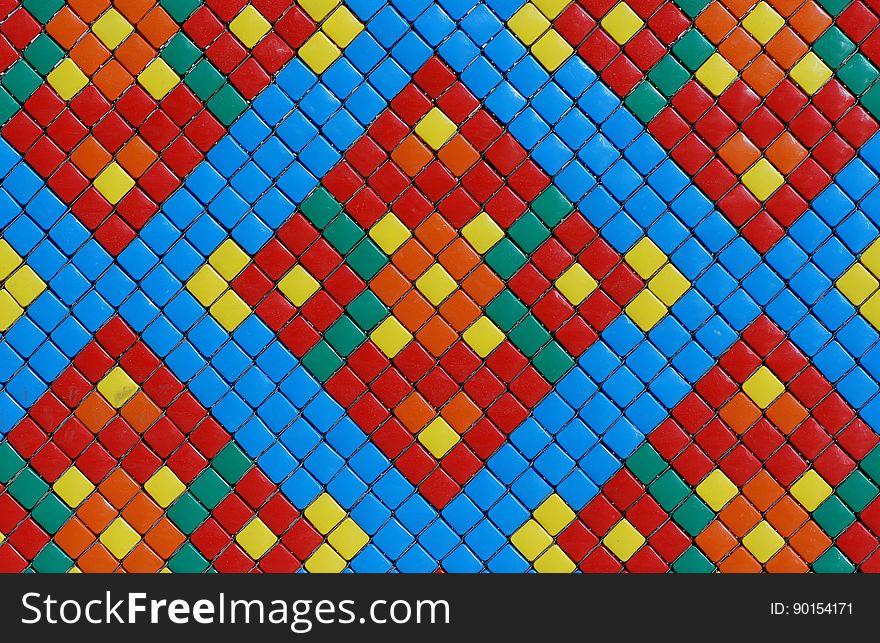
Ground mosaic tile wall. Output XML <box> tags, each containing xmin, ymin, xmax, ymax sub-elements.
<box><xmin>3</xmin><ymin>0</ymin><xmax>880</xmax><ymax>573</ymax></box>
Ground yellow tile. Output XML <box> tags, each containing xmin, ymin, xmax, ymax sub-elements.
<box><xmin>92</xmin><ymin>8</ymin><xmax>133</xmax><ymax>49</ymax></box>
<box><xmin>742</xmin><ymin>366</ymin><xmax>784</xmax><ymax>409</ymax></box>
<box><xmin>534</xmin><ymin>545</ymin><xmax>575</xmax><ymax>572</ymax></box>
<box><xmin>415</xmin><ymin>108</ymin><xmax>457</xmax><ymax>151</ymax></box>
<box><xmin>532</xmin><ymin>30</ymin><xmax>574</xmax><ymax>72</ymax></box>
<box><xmin>229</xmin><ymin>5</ymin><xmax>271</xmax><ymax>48</ymax></box>
<box><xmin>462</xmin><ymin>212</ymin><xmax>504</xmax><ymax>254</ymax></box>
<box><xmin>328</xmin><ymin>518</ymin><xmax>369</xmax><ymax>560</ymax></box>
<box><xmin>209</xmin><ymin>239</ymin><xmax>250</xmax><ymax>281</ymax></box>
<box><xmin>555</xmin><ymin>263</ymin><xmax>598</xmax><ymax>305</ymax></box>
<box><xmin>98</xmin><ymin>367</ymin><xmax>138</xmax><ymax>409</ymax></box>
<box><xmin>601</xmin><ymin>2</ymin><xmax>644</xmax><ymax>45</ymax></box>
<box><xmin>210</xmin><ymin>290</ymin><xmax>251</xmax><ymax>331</ymax></box>
<box><xmin>462</xmin><ymin>316</ymin><xmax>504</xmax><ymax>358</ymax></box>
<box><xmin>625</xmin><ymin>237</ymin><xmax>667</xmax><ymax>279</ymax></box>
<box><xmin>649</xmin><ymin>263</ymin><xmax>689</xmax><ymax>306</ymax></box>
<box><xmin>236</xmin><ymin>517</ymin><xmax>277</xmax><ymax>559</ymax></box>
<box><xmin>508</xmin><ymin>4</ymin><xmax>551</xmax><ymax>45</ymax></box>
<box><xmin>511</xmin><ymin>519</ymin><xmax>553</xmax><ymax>561</ymax></box>
<box><xmin>790</xmin><ymin>52</ymin><xmax>832</xmax><ymax>95</ymax></box>
<box><xmin>532</xmin><ymin>0</ymin><xmax>572</xmax><ymax>19</ymax></box>
<box><xmin>418</xmin><ymin>417</ymin><xmax>459</xmax><ymax>458</ymax></box>
<box><xmin>861</xmin><ymin>241</ymin><xmax>880</xmax><ymax>277</ymax></box>
<box><xmin>416</xmin><ymin>263</ymin><xmax>457</xmax><ymax>305</ymax></box>
<box><xmin>278</xmin><ymin>264</ymin><xmax>320</xmax><ymax>306</ymax></box>
<box><xmin>533</xmin><ymin>493</ymin><xmax>575</xmax><ymax>536</ymax></box>
<box><xmin>838</xmin><ymin>263</ymin><xmax>878</xmax><ymax>306</ymax></box>
<box><xmin>47</xmin><ymin>59</ymin><xmax>89</xmax><ymax>101</ymax></box>
<box><xmin>790</xmin><ymin>470</ymin><xmax>832</xmax><ymax>512</ymax></box>
<box><xmin>94</xmin><ymin>162</ymin><xmax>135</xmax><ymax>205</ymax></box>
<box><xmin>138</xmin><ymin>59</ymin><xmax>179</xmax><ymax>100</ymax></box>
<box><xmin>696</xmin><ymin>53</ymin><xmax>738</xmax><ymax>96</ymax></box>
<box><xmin>322</xmin><ymin>6</ymin><xmax>364</xmax><ymax>48</ymax></box>
<box><xmin>742</xmin><ymin>158</ymin><xmax>784</xmax><ymax>201</ymax></box>
<box><xmin>695</xmin><ymin>470</ymin><xmax>737</xmax><ymax>511</ymax></box>
<box><xmin>862</xmin><ymin>291</ymin><xmax>880</xmax><ymax>330</ymax></box>
<box><xmin>305</xmin><ymin>493</ymin><xmax>346</xmax><ymax>534</ymax></box>
<box><xmin>298</xmin><ymin>32</ymin><xmax>341</xmax><ymax>74</ymax></box>
<box><xmin>298</xmin><ymin>0</ymin><xmax>340</xmax><ymax>21</ymax></box>
<box><xmin>0</xmin><ymin>291</ymin><xmax>23</xmax><ymax>331</ymax></box>
<box><xmin>603</xmin><ymin>519</ymin><xmax>645</xmax><ymax>561</ymax></box>
<box><xmin>306</xmin><ymin>543</ymin><xmax>346</xmax><ymax>572</ymax></box>
<box><xmin>68</xmin><ymin>565</ymin><xmax>81</xmax><ymax>573</ymax></box>
<box><xmin>0</xmin><ymin>240</ymin><xmax>22</xmax><ymax>280</ymax></box>
<box><xmin>742</xmin><ymin>521</ymin><xmax>784</xmax><ymax>563</ymax></box>
<box><xmin>0</xmin><ymin>532</ymin><xmax>4</xmax><ymax>544</ymax></box>
<box><xmin>625</xmin><ymin>290</ymin><xmax>667</xmax><ymax>331</ymax></box>
<box><xmin>5</xmin><ymin>265</ymin><xmax>46</xmax><ymax>307</ymax></box>
<box><xmin>370</xmin><ymin>213</ymin><xmax>411</xmax><ymax>254</ymax></box>
<box><xmin>144</xmin><ymin>466</ymin><xmax>186</xmax><ymax>508</ymax></box>
<box><xmin>187</xmin><ymin>265</ymin><xmax>227</xmax><ymax>306</ymax></box>
<box><xmin>100</xmin><ymin>518</ymin><xmax>140</xmax><ymax>559</ymax></box>
<box><xmin>370</xmin><ymin>316</ymin><xmax>412</xmax><ymax>358</ymax></box>
<box><xmin>742</xmin><ymin>2</ymin><xmax>784</xmax><ymax>44</ymax></box>
<box><xmin>53</xmin><ymin>467</ymin><xmax>95</xmax><ymax>508</ymax></box>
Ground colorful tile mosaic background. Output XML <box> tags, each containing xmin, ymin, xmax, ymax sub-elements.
<box><xmin>5</xmin><ymin>0</ymin><xmax>880</xmax><ymax>573</ymax></box>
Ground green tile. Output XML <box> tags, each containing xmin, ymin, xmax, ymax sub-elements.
<box><xmin>30</xmin><ymin>543</ymin><xmax>72</xmax><ymax>573</ymax></box>
<box><xmin>190</xmin><ymin>468</ymin><xmax>231</xmax><ymax>509</ymax></box>
<box><xmin>675</xmin><ymin>0</ymin><xmax>711</xmax><ymax>18</ymax></box>
<box><xmin>672</xmin><ymin>29</ymin><xmax>713</xmax><ymax>71</ymax></box>
<box><xmin>31</xmin><ymin>495</ymin><xmax>73</xmax><ymax>534</ymax></box>
<box><xmin>301</xmin><ymin>188</ymin><xmax>343</xmax><ymax>229</ymax></box>
<box><xmin>325</xmin><ymin>315</ymin><xmax>366</xmax><ymax>357</ymax></box>
<box><xmin>159</xmin><ymin>0</ymin><xmax>203</xmax><ymax>22</ymax></box>
<box><xmin>207</xmin><ymin>83</ymin><xmax>248</xmax><ymax>126</ymax></box>
<box><xmin>649</xmin><ymin>55</ymin><xmax>690</xmax><ymax>97</ymax></box>
<box><xmin>673</xmin><ymin>495</ymin><xmax>714</xmax><ymax>536</ymax></box>
<box><xmin>167</xmin><ymin>493</ymin><xmax>209</xmax><ymax>535</ymax></box>
<box><xmin>168</xmin><ymin>542</ymin><xmax>210</xmax><ymax>572</ymax></box>
<box><xmin>161</xmin><ymin>33</ymin><xmax>202</xmax><ymax>75</ymax></box>
<box><xmin>0</xmin><ymin>87</ymin><xmax>17</xmax><ymax>125</ymax></box>
<box><xmin>509</xmin><ymin>314</ymin><xmax>551</xmax><ymax>357</ymax></box>
<box><xmin>649</xmin><ymin>470</ymin><xmax>690</xmax><ymax>512</ymax></box>
<box><xmin>861</xmin><ymin>445</ymin><xmax>880</xmax><ymax>484</ymax></box>
<box><xmin>212</xmin><ymin>443</ymin><xmax>251</xmax><ymax>484</ymax></box>
<box><xmin>7</xmin><ymin>468</ymin><xmax>49</xmax><ymax>510</ymax></box>
<box><xmin>2</xmin><ymin>61</ymin><xmax>42</xmax><ymax>103</ymax></box>
<box><xmin>23</xmin><ymin>0</ymin><xmax>65</xmax><ymax>24</ymax></box>
<box><xmin>813</xmin><ymin>26</ymin><xmax>856</xmax><ymax>69</ymax></box>
<box><xmin>485</xmin><ymin>238</ymin><xmax>527</xmax><ymax>279</ymax></box>
<box><xmin>302</xmin><ymin>340</ymin><xmax>344</xmax><ymax>382</ymax></box>
<box><xmin>24</xmin><ymin>34</ymin><xmax>64</xmax><ymax>76</ymax></box>
<box><xmin>533</xmin><ymin>341</ymin><xmax>574</xmax><ymax>383</ymax></box>
<box><xmin>531</xmin><ymin>186</ymin><xmax>573</xmax><ymax>228</ymax></box>
<box><xmin>346</xmin><ymin>238</ymin><xmax>387</xmax><ymax>280</ymax></box>
<box><xmin>861</xmin><ymin>82</ymin><xmax>880</xmax><ymax>119</ymax></box>
<box><xmin>816</xmin><ymin>0</ymin><xmax>852</xmax><ymax>15</ymax></box>
<box><xmin>627</xmin><ymin>444</ymin><xmax>666</xmax><ymax>484</ymax></box>
<box><xmin>838</xmin><ymin>54</ymin><xmax>878</xmax><ymax>95</ymax></box>
<box><xmin>508</xmin><ymin>211</ymin><xmax>550</xmax><ymax>253</ymax></box>
<box><xmin>185</xmin><ymin>59</ymin><xmax>225</xmax><ymax>101</ymax></box>
<box><xmin>347</xmin><ymin>291</ymin><xmax>388</xmax><ymax>332</ymax></box>
<box><xmin>836</xmin><ymin>470</ymin><xmax>878</xmax><ymax>512</ymax></box>
<box><xmin>813</xmin><ymin>495</ymin><xmax>855</xmax><ymax>537</ymax></box>
<box><xmin>324</xmin><ymin>213</ymin><xmax>365</xmax><ymax>254</ymax></box>
<box><xmin>672</xmin><ymin>545</ymin><xmax>715</xmax><ymax>572</ymax></box>
<box><xmin>625</xmin><ymin>82</ymin><xmax>666</xmax><ymax>124</ymax></box>
<box><xmin>486</xmin><ymin>290</ymin><xmax>528</xmax><ymax>332</ymax></box>
<box><xmin>812</xmin><ymin>546</ymin><xmax>855</xmax><ymax>573</ymax></box>
<box><xmin>0</xmin><ymin>442</ymin><xmax>26</xmax><ymax>484</ymax></box>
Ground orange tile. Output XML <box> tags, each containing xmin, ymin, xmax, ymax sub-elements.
<box><xmin>55</xmin><ymin>517</ymin><xmax>96</xmax><ymax>558</ymax></box>
<box><xmin>765</xmin><ymin>545</ymin><xmax>810</xmax><ymax>572</ymax></box>
<box><xmin>123</xmin><ymin>542</ymin><xmax>164</xmax><ymax>572</ymax></box>
<box><xmin>415</xmin><ymin>212</ymin><xmax>457</xmax><ymax>254</ymax></box>
<box><xmin>766</xmin><ymin>391</ymin><xmax>808</xmax><ymax>433</ymax></box>
<box><xmin>122</xmin><ymin>491</ymin><xmax>163</xmax><ymax>534</ymax></box>
<box><xmin>93</xmin><ymin>59</ymin><xmax>135</xmax><ymax>100</ymax></box>
<box><xmin>98</xmin><ymin>469</ymin><xmax>139</xmax><ymax>509</ymax></box>
<box><xmin>717</xmin><ymin>546</ymin><xmax>762</xmax><ymax>572</ymax></box>
<box><xmin>720</xmin><ymin>392</ymin><xmax>761</xmax><ymax>434</ymax></box>
<box><xmin>77</xmin><ymin>493</ymin><xmax>118</xmax><ymax>533</ymax></box>
<box><xmin>789</xmin><ymin>1</ymin><xmax>833</xmax><ymax>43</ymax></box>
<box><xmin>719</xmin><ymin>132</ymin><xmax>761</xmax><ymax>174</ymax></box>
<box><xmin>440</xmin><ymin>290</ymin><xmax>481</xmax><ymax>331</ymax></box>
<box><xmin>742</xmin><ymin>54</ymin><xmax>785</xmax><ymax>96</ymax></box>
<box><xmin>441</xmin><ymin>392</ymin><xmax>482</xmax><ymax>433</ymax></box>
<box><xmin>391</xmin><ymin>135</ymin><xmax>433</xmax><ymax>177</ymax></box>
<box><xmin>395</xmin><ymin>392</ymin><xmax>435</xmax><ymax>433</ymax></box>
<box><xmin>145</xmin><ymin>517</ymin><xmax>185</xmax><ymax>558</ymax></box>
<box><xmin>75</xmin><ymin>391</ymin><xmax>116</xmax><ymax>432</ymax></box>
<box><xmin>121</xmin><ymin>390</ymin><xmax>161</xmax><ymax>432</ymax></box>
<box><xmin>114</xmin><ymin>0</ymin><xmax>155</xmax><ymax>23</ymax></box>
<box><xmin>438</xmin><ymin>134</ymin><xmax>480</xmax><ymax>176</ymax></box>
<box><xmin>718</xmin><ymin>495</ymin><xmax>761</xmax><ymax>537</ymax></box>
<box><xmin>789</xmin><ymin>520</ymin><xmax>832</xmax><ymax>562</ymax></box>
<box><xmin>719</xmin><ymin>0</ymin><xmax>758</xmax><ymax>18</ymax></box>
<box><xmin>392</xmin><ymin>239</ymin><xmax>433</xmax><ymax>280</ymax></box>
<box><xmin>70</xmin><ymin>34</ymin><xmax>111</xmax><ymax>76</ymax></box>
<box><xmin>765</xmin><ymin>27</ymin><xmax>808</xmax><ymax>70</ymax></box>
<box><xmin>370</xmin><ymin>265</ymin><xmax>411</xmax><ymax>306</ymax></box>
<box><xmin>69</xmin><ymin>0</ymin><xmax>111</xmax><ymax>22</ymax></box>
<box><xmin>695</xmin><ymin>520</ymin><xmax>737</xmax><ymax>562</ymax></box>
<box><xmin>719</xmin><ymin>29</ymin><xmax>761</xmax><ymax>70</ymax></box>
<box><xmin>47</xmin><ymin>7</ymin><xmax>88</xmax><ymax>49</ymax></box>
<box><xmin>742</xmin><ymin>470</ymin><xmax>784</xmax><ymax>511</ymax></box>
<box><xmin>137</xmin><ymin>7</ymin><xmax>178</xmax><ymax>48</ymax></box>
<box><xmin>71</xmin><ymin>137</ymin><xmax>113</xmax><ymax>179</ymax></box>
<box><xmin>769</xmin><ymin>0</ymin><xmax>808</xmax><ymax>17</ymax></box>
<box><xmin>695</xmin><ymin>2</ymin><xmax>738</xmax><ymax>44</ymax></box>
<box><xmin>77</xmin><ymin>543</ymin><xmax>119</xmax><ymax>572</ymax></box>
<box><xmin>416</xmin><ymin>316</ymin><xmax>458</xmax><ymax>356</ymax></box>
<box><xmin>462</xmin><ymin>264</ymin><xmax>503</xmax><ymax>306</ymax></box>
<box><xmin>116</xmin><ymin>33</ymin><xmax>156</xmax><ymax>75</ymax></box>
<box><xmin>393</xmin><ymin>290</ymin><xmax>434</xmax><ymax>332</ymax></box>
<box><xmin>439</xmin><ymin>238</ymin><xmax>480</xmax><ymax>280</ymax></box>
<box><xmin>765</xmin><ymin>495</ymin><xmax>808</xmax><ymax>536</ymax></box>
<box><xmin>116</xmin><ymin>136</ymin><xmax>159</xmax><ymax>178</ymax></box>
